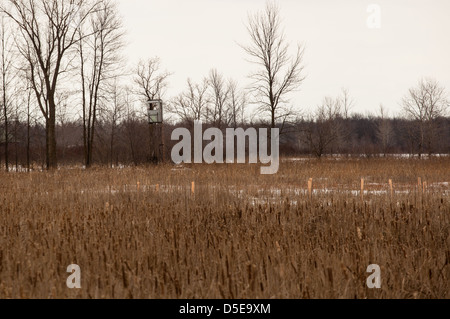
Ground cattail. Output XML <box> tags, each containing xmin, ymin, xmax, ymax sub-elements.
<box><xmin>361</xmin><ymin>178</ymin><xmax>365</xmax><ymax>201</ymax></box>
<box><xmin>389</xmin><ymin>179</ymin><xmax>393</xmax><ymax>198</ymax></box>
<box><xmin>357</xmin><ymin>227</ymin><xmax>363</xmax><ymax>240</ymax></box>
<box><xmin>308</xmin><ymin>178</ymin><xmax>313</xmax><ymax>200</ymax></box>
<box><xmin>327</xmin><ymin>268</ymin><xmax>334</xmax><ymax>287</ymax></box>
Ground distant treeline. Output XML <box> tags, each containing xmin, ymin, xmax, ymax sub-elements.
<box><xmin>1</xmin><ymin>1</ymin><xmax>449</xmax><ymax>171</ymax></box>
<box><xmin>1</xmin><ymin>115</ymin><xmax>448</xmax><ymax>170</ymax></box>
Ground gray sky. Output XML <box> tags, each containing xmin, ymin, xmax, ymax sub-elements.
<box><xmin>118</xmin><ymin>0</ymin><xmax>450</xmax><ymax>117</ymax></box>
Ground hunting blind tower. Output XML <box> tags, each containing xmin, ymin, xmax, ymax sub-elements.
<box><xmin>147</xmin><ymin>99</ymin><xmax>164</xmax><ymax>162</ymax></box>
<box><xmin>147</xmin><ymin>99</ymin><xmax>163</xmax><ymax>124</ymax></box>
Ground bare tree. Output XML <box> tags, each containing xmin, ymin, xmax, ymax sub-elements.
<box><xmin>25</xmin><ymin>85</ymin><xmax>34</xmax><ymax>171</ymax></box>
<box><xmin>0</xmin><ymin>16</ymin><xmax>14</xmax><ymax>171</ymax></box>
<box><xmin>300</xmin><ymin>96</ymin><xmax>343</xmax><ymax>158</ymax></box>
<box><xmin>15</xmin><ymin>66</ymin><xmax>40</xmax><ymax>171</ymax></box>
<box><xmin>228</xmin><ymin>79</ymin><xmax>247</xmax><ymax>128</ymax></box>
<box><xmin>335</xmin><ymin>88</ymin><xmax>354</xmax><ymax>152</ymax></box>
<box><xmin>376</xmin><ymin>104</ymin><xmax>393</xmax><ymax>156</ymax></box>
<box><xmin>242</xmin><ymin>1</ymin><xmax>305</xmax><ymax>128</ymax></box>
<box><xmin>169</xmin><ymin>78</ymin><xmax>210</xmax><ymax>124</ymax></box>
<box><xmin>55</xmin><ymin>91</ymin><xmax>71</xmax><ymax>160</ymax></box>
<box><xmin>104</xmin><ymin>80</ymin><xmax>126</xmax><ymax>167</ymax></box>
<box><xmin>78</xmin><ymin>0</ymin><xmax>124</xmax><ymax>167</ymax></box>
<box><xmin>402</xmin><ymin>78</ymin><xmax>449</xmax><ymax>156</ymax></box>
<box><xmin>339</xmin><ymin>88</ymin><xmax>354</xmax><ymax>120</ymax></box>
<box><xmin>134</xmin><ymin>57</ymin><xmax>170</xmax><ymax>162</ymax></box>
<box><xmin>1</xmin><ymin>0</ymin><xmax>101</xmax><ymax>169</ymax></box>
<box><xmin>206</xmin><ymin>69</ymin><xmax>231</xmax><ymax>129</ymax></box>
<box><xmin>134</xmin><ymin>57</ymin><xmax>171</xmax><ymax>102</ymax></box>
<box><xmin>122</xmin><ymin>90</ymin><xmax>142</xmax><ymax>166</ymax></box>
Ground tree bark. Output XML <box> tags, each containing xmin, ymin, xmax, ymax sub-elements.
<box><xmin>47</xmin><ymin>99</ymin><xmax>57</xmax><ymax>169</ymax></box>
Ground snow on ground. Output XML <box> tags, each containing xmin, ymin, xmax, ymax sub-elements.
<box><xmin>283</xmin><ymin>154</ymin><xmax>450</xmax><ymax>162</ymax></box>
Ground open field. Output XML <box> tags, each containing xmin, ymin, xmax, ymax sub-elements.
<box><xmin>0</xmin><ymin>158</ymin><xmax>449</xmax><ymax>298</ymax></box>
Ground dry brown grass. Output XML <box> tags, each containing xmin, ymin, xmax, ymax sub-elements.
<box><xmin>0</xmin><ymin>157</ymin><xmax>449</xmax><ymax>298</ymax></box>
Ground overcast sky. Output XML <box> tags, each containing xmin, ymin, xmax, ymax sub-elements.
<box><xmin>117</xmin><ymin>0</ymin><xmax>450</xmax><ymax>117</ymax></box>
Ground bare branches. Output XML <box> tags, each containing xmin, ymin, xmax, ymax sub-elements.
<box><xmin>77</xmin><ymin>0</ymin><xmax>125</xmax><ymax>167</ymax></box>
<box><xmin>339</xmin><ymin>88</ymin><xmax>354</xmax><ymax>120</ymax></box>
<box><xmin>402</xmin><ymin>78</ymin><xmax>449</xmax><ymax>156</ymax></box>
<box><xmin>228</xmin><ymin>79</ymin><xmax>246</xmax><ymax>128</ymax></box>
<box><xmin>1</xmin><ymin>0</ymin><xmax>104</xmax><ymax>168</ymax></box>
<box><xmin>402</xmin><ymin>78</ymin><xmax>449</xmax><ymax>122</ymax></box>
<box><xmin>169</xmin><ymin>78</ymin><xmax>210</xmax><ymax>124</ymax></box>
<box><xmin>168</xmin><ymin>72</ymin><xmax>248</xmax><ymax>128</ymax></box>
<box><xmin>242</xmin><ymin>1</ymin><xmax>305</xmax><ymax>128</ymax></box>
<box><xmin>298</xmin><ymin>95</ymin><xmax>348</xmax><ymax>158</ymax></box>
<box><xmin>376</xmin><ymin>104</ymin><xmax>393</xmax><ymax>156</ymax></box>
<box><xmin>134</xmin><ymin>57</ymin><xmax>171</xmax><ymax>102</ymax></box>
<box><xmin>1</xmin><ymin>16</ymin><xmax>15</xmax><ymax>171</ymax></box>
<box><xmin>206</xmin><ymin>69</ymin><xmax>231</xmax><ymax>128</ymax></box>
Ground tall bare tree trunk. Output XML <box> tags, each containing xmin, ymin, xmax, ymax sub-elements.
<box><xmin>26</xmin><ymin>88</ymin><xmax>31</xmax><ymax>172</ymax></box>
<box><xmin>48</xmin><ymin>99</ymin><xmax>57</xmax><ymax>168</ymax></box>
<box><xmin>2</xmin><ymin>74</ymin><xmax>7</xmax><ymax>172</ymax></box>
<box><xmin>2</xmin><ymin>0</ymin><xmax>104</xmax><ymax>170</ymax></box>
<box><xmin>242</xmin><ymin>2</ymin><xmax>305</xmax><ymax>129</ymax></box>
<box><xmin>1</xmin><ymin>19</ymin><xmax>9</xmax><ymax>172</ymax></box>
<box><xmin>149</xmin><ymin>124</ymin><xmax>156</xmax><ymax>163</ymax></box>
<box><xmin>134</xmin><ymin>57</ymin><xmax>171</xmax><ymax>164</ymax></box>
<box><xmin>77</xmin><ymin>0</ymin><xmax>124</xmax><ymax>168</ymax></box>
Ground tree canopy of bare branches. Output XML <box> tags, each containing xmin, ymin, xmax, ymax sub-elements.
<box><xmin>1</xmin><ymin>0</ymin><xmax>101</xmax><ymax>168</ymax></box>
<box><xmin>78</xmin><ymin>0</ymin><xmax>124</xmax><ymax>167</ymax></box>
<box><xmin>299</xmin><ymin>95</ymin><xmax>347</xmax><ymax>158</ymax></box>
<box><xmin>402</xmin><ymin>78</ymin><xmax>449</xmax><ymax>156</ymax></box>
<box><xmin>242</xmin><ymin>1</ymin><xmax>305</xmax><ymax>128</ymax></box>
<box><xmin>0</xmin><ymin>16</ymin><xmax>15</xmax><ymax>171</ymax></box>
<box><xmin>134</xmin><ymin>57</ymin><xmax>171</xmax><ymax>103</ymax></box>
<box><xmin>376</xmin><ymin>104</ymin><xmax>393</xmax><ymax>156</ymax></box>
<box><xmin>169</xmin><ymin>78</ymin><xmax>210</xmax><ymax>125</ymax></box>
<box><xmin>228</xmin><ymin>79</ymin><xmax>247</xmax><ymax>128</ymax></box>
<box><xmin>206</xmin><ymin>69</ymin><xmax>231</xmax><ymax>129</ymax></box>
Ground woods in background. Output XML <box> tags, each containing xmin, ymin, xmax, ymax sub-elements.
<box><xmin>0</xmin><ymin>1</ymin><xmax>449</xmax><ymax>171</ymax></box>
<box><xmin>0</xmin><ymin>113</ymin><xmax>449</xmax><ymax>170</ymax></box>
